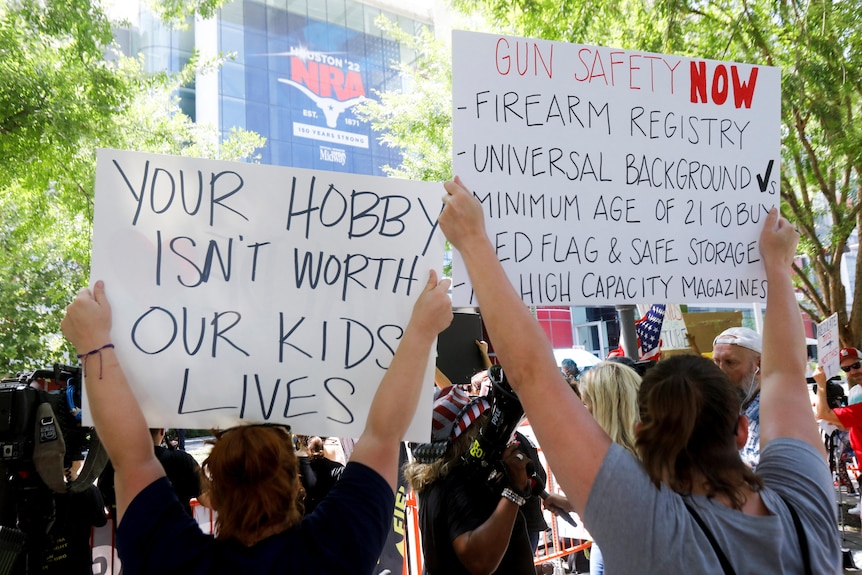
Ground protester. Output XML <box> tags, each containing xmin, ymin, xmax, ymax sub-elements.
<box><xmin>61</xmin><ymin>272</ymin><xmax>451</xmax><ymax>574</ymax></box>
<box><xmin>841</xmin><ymin>347</ymin><xmax>862</xmax><ymax>405</ymax></box>
<box><xmin>100</xmin><ymin>427</ymin><xmax>201</xmax><ymax>517</ymax></box>
<box><xmin>297</xmin><ymin>435</ymin><xmax>345</xmax><ymax>515</ymax></box>
<box><xmin>560</xmin><ymin>358</ymin><xmax>580</xmax><ymax>385</ymax></box>
<box><xmin>576</xmin><ymin>361</ymin><xmax>640</xmax><ymax>575</ymax></box>
<box><xmin>815</xmin><ymin>347</ymin><xmax>862</xmax><ymax>514</ymax></box>
<box><xmin>439</xmin><ymin>177</ymin><xmax>839</xmax><ymax>573</ymax></box>
<box><xmin>711</xmin><ymin>326</ymin><xmax>762</xmax><ymax>469</ymax></box>
<box><xmin>39</xmin><ymin>464</ymin><xmax>108</xmax><ymax>575</ymax></box>
<box><xmin>404</xmin><ymin>384</ymin><xmax>535</xmax><ymax>575</ymax></box>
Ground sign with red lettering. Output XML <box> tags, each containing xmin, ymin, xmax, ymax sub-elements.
<box><xmin>88</xmin><ymin>149</ymin><xmax>444</xmax><ymax>439</ymax></box>
<box><xmin>451</xmin><ymin>31</ymin><xmax>780</xmax><ymax>305</ymax></box>
<box><xmin>817</xmin><ymin>313</ymin><xmax>840</xmax><ymax>380</ymax></box>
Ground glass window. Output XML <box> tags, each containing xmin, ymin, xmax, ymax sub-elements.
<box><xmin>245</xmin><ymin>67</ymin><xmax>270</xmax><ymax>103</ymax></box>
<box><xmin>221</xmin><ymin>61</ymin><xmax>246</xmax><ymax>99</ymax></box>
<box><xmin>287</xmin><ymin>0</ymin><xmax>307</xmax><ymax>16</ymax></box>
<box><xmin>345</xmin><ymin>1</ymin><xmax>363</xmax><ymax>32</ymax></box>
<box><xmin>326</xmin><ymin>0</ymin><xmax>346</xmax><ymax>26</ymax></box>
<box><xmin>267</xmin><ymin>5</ymin><xmax>289</xmax><ymax>38</ymax></box>
<box><xmin>220</xmin><ymin>2</ymin><xmax>244</xmax><ymax>24</ymax></box>
<box><xmin>243</xmin><ymin>1</ymin><xmax>267</xmax><ymax>32</ymax></box>
<box><xmin>270</xmin><ymin>139</ymin><xmax>293</xmax><ymax>166</ymax></box>
<box><xmin>220</xmin><ymin>23</ymin><xmax>245</xmax><ymax>64</ymax></box>
<box><xmin>379</xmin><ymin>11</ymin><xmax>398</xmax><ymax>41</ymax></box>
<box><xmin>221</xmin><ymin>96</ymin><xmax>247</xmax><ymax>130</ymax></box>
<box><xmin>307</xmin><ymin>0</ymin><xmax>326</xmax><ymax>21</ymax></box>
<box><xmin>292</xmin><ymin>143</ymin><xmax>314</xmax><ymax>168</ymax></box>
<box><xmin>363</xmin><ymin>6</ymin><xmax>381</xmax><ymax>35</ymax></box>
<box><xmin>246</xmin><ymin>102</ymin><xmax>270</xmax><ymax>134</ymax></box>
<box><xmin>244</xmin><ymin>32</ymin><xmax>269</xmax><ymax>69</ymax></box>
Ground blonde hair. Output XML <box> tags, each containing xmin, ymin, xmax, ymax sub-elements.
<box><xmin>578</xmin><ymin>362</ymin><xmax>641</xmax><ymax>455</ymax></box>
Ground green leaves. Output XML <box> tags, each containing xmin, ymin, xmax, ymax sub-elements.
<box><xmin>0</xmin><ymin>0</ymin><xmax>260</xmax><ymax>374</ymax></box>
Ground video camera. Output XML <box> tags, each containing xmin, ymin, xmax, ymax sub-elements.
<box><xmin>411</xmin><ymin>364</ymin><xmax>525</xmax><ymax>464</ymax></box>
<box><xmin>0</xmin><ymin>365</ymin><xmax>107</xmax><ymax>575</ymax></box>
<box><xmin>809</xmin><ymin>375</ymin><xmax>846</xmax><ymax>409</ymax></box>
<box><xmin>460</xmin><ymin>365</ymin><xmax>524</xmax><ymax>466</ymax></box>
<box><xmin>1</xmin><ymin>366</ymin><xmax>85</xmax><ymax>465</ymax></box>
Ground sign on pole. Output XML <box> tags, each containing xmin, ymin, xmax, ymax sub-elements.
<box><xmin>817</xmin><ymin>313</ymin><xmax>840</xmax><ymax>380</ymax></box>
<box><xmin>89</xmin><ymin>149</ymin><xmax>444</xmax><ymax>441</ymax></box>
<box><xmin>451</xmin><ymin>31</ymin><xmax>780</xmax><ymax>306</ymax></box>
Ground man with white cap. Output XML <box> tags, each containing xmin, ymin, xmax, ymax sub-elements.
<box><xmin>712</xmin><ymin>327</ymin><xmax>762</xmax><ymax>469</ymax></box>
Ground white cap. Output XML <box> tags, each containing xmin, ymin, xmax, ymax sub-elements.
<box><xmin>713</xmin><ymin>327</ymin><xmax>762</xmax><ymax>355</ymax></box>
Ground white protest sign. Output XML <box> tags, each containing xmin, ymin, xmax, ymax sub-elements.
<box><xmin>451</xmin><ymin>31</ymin><xmax>780</xmax><ymax>306</ymax></box>
<box><xmin>89</xmin><ymin>149</ymin><xmax>444</xmax><ymax>442</ymax></box>
<box><xmin>817</xmin><ymin>313</ymin><xmax>840</xmax><ymax>380</ymax></box>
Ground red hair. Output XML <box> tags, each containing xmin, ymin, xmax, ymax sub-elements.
<box><xmin>202</xmin><ymin>425</ymin><xmax>303</xmax><ymax>545</ymax></box>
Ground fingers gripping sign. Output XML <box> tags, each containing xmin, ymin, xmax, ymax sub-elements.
<box><xmin>62</xmin><ymin>280</ymin><xmax>113</xmax><ymax>356</ymax></box>
<box><xmin>758</xmin><ymin>207</ymin><xmax>799</xmax><ymax>271</ymax></box>
<box><xmin>439</xmin><ymin>176</ymin><xmax>488</xmax><ymax>252</ymax></box>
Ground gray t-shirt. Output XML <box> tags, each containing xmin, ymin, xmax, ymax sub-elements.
<box><xmin>583</xmin><ymin>438</ymin><xmax>839</xmax><ymax>574</ymax></box>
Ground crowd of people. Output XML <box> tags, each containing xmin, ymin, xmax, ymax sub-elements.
<box><xmin>11</xmin><ymin>176</ymin><xmax>849</xmax><ymax>574</ymax></box>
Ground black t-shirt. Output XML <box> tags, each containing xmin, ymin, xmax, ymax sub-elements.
<box><xmin>418</xmin><ymin>465</ymin><xmax>535</xmax><ymax>575</ymax></box>
<box><xmin>99</xmin><ymin>446</ymin><xmax>201</xmax><ymax>517</ymax></box>
<box><xmin>153</xmin><ymin>446</ymin><xmax>201</xmax><ymax>515</ymax></box>
<box><xmin>300</xmin><ymin>456</ymin><xmax>345</xmax><ymax>515</ymax></box>
<box><xmin>40</xmin><ymin>485</ymin><xmax>108</xmax><ymax>575</ymax></box>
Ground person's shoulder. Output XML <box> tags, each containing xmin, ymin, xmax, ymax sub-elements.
<box><xmin>833</xmin><ymin>403</ymin><xmax>862</xmax><ymax>419</ymax></box>
<box><xmin>158</xmin><ymin>447</ymin><xmax>200</xmax><ymax>468</ymax></box>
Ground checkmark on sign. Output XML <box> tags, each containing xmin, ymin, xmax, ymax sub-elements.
<box><xmin>757</xmin><ymin>160</ymin><xmax>774</xmax><ymax>193</ymax></box>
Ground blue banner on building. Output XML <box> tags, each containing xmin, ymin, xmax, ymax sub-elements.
<box><xmin>228</xmin><ymin>4</ymin><xmax>404</xmax><ymax>175</ymax></box>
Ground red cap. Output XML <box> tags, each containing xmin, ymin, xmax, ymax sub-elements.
<box><xmin>840</xmin><ymin>348</ymin><xmax>862</xmax><ymax>362</ymax></box>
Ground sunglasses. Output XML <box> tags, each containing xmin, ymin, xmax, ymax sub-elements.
<box><xmin>841</xmin><ymin>361</ymin><xmax>862</xmax><ymax>373</ymax></box>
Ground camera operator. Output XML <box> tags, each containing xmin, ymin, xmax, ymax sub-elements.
<box><xmin>404</xmin><ymin>385</ymin><xmax>535</xmax><ymax>575</ymax></box>
<box><xmin>38</xmin><ymin>459</ymin><xmax>107</xmax><ymax>575</ymax></box>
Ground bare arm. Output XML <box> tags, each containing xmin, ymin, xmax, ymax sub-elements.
<box><xmin>349</xmin><ymin>271</ymin><xmax>452</xmax><ymax>491</ymax></box>
<box><xmin>438</xmin><ymin>177</ymin><xmax>611</xmax><ymax>515</ymax></box>
<box><xmin>476</xmin><ymin>340</ymin><xmax>493</xmax><ymax>369</ymax></box>
<box><xmin>451</xmin><ymin>444</ymin><xmax>530</xmax><ymax>575</ymax></box>
<box><xmin>758</xmin><ymin>209</ymin><xmax>825</xmax><ymax>456</ymax></box>
<box><xmin>61</xmin><ymin>281</ymin><xmax>165</xmax><ymax>523</ymax></box>
<box><xmin>453</xmin><ymin>499</ymin><xmax>521</xmax><ymax>575</ymax></box>
<box><xmin>813</xmin><ymin>365</ymin><xmax>843</xmax><ymax>427</ymax></box>
<box><xmin>435</xmin><ymin>366</ymin><xmax>453</xmax><ymax>390</ymax></box>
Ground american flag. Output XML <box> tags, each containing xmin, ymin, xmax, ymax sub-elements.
<box><xmin>636</xmin><ymin>304</ymin><xmax>666</xmax><ymax>361</ymax></box>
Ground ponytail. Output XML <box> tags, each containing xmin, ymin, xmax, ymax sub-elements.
<box><xmin>636</xmin><ymin>355</ymin><xmax>762</xmax><ymax>508</ymax></box>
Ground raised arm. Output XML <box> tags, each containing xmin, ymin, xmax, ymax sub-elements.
<box><xmin>438</xmin><ymin>177</ymin><xmax>611</xmax><ymax>514</ymax></box>
<box><xmin>758</xmin><ymin>208</ymin><xmax>825</xmax><ymax>456</ymax></box>
<box><xmin>61</xmin><ymin>281</ymin><xmax>165</xmax><ymax>523</ymax></box>
<box><xmin>813</xmin><ymin>365</ymin><xmax>844</xmax><ymax>427</ymax></box>
<box><xmin>349</xmin><ymin>270</ymin><xmax>452</xmax><ymax>491</ymax></box>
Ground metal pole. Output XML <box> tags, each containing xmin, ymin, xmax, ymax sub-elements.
<box><xmin>616</xmin><ymin>305</ymin><xmax>639</xmax><ymax>360</ymax></box>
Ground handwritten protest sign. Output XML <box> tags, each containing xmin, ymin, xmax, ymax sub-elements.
<box><xmin>817</xmin><ymin>313</ymin><xmax>840</xmax><ymax>380</ymax></box>
<box><xmin>639</xmin><ymin>303</ymin><xmax>689</xmax><ymax>350</ymax></box>
<box><xmin>451</xmin><ymin>31</ymin><xmax>780</xmax><ymax>306</ymax></box>
<box><xmin>89</xmin><ymin>149</ymin><xmax>444</xmax><ymax>440</ymax></box>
